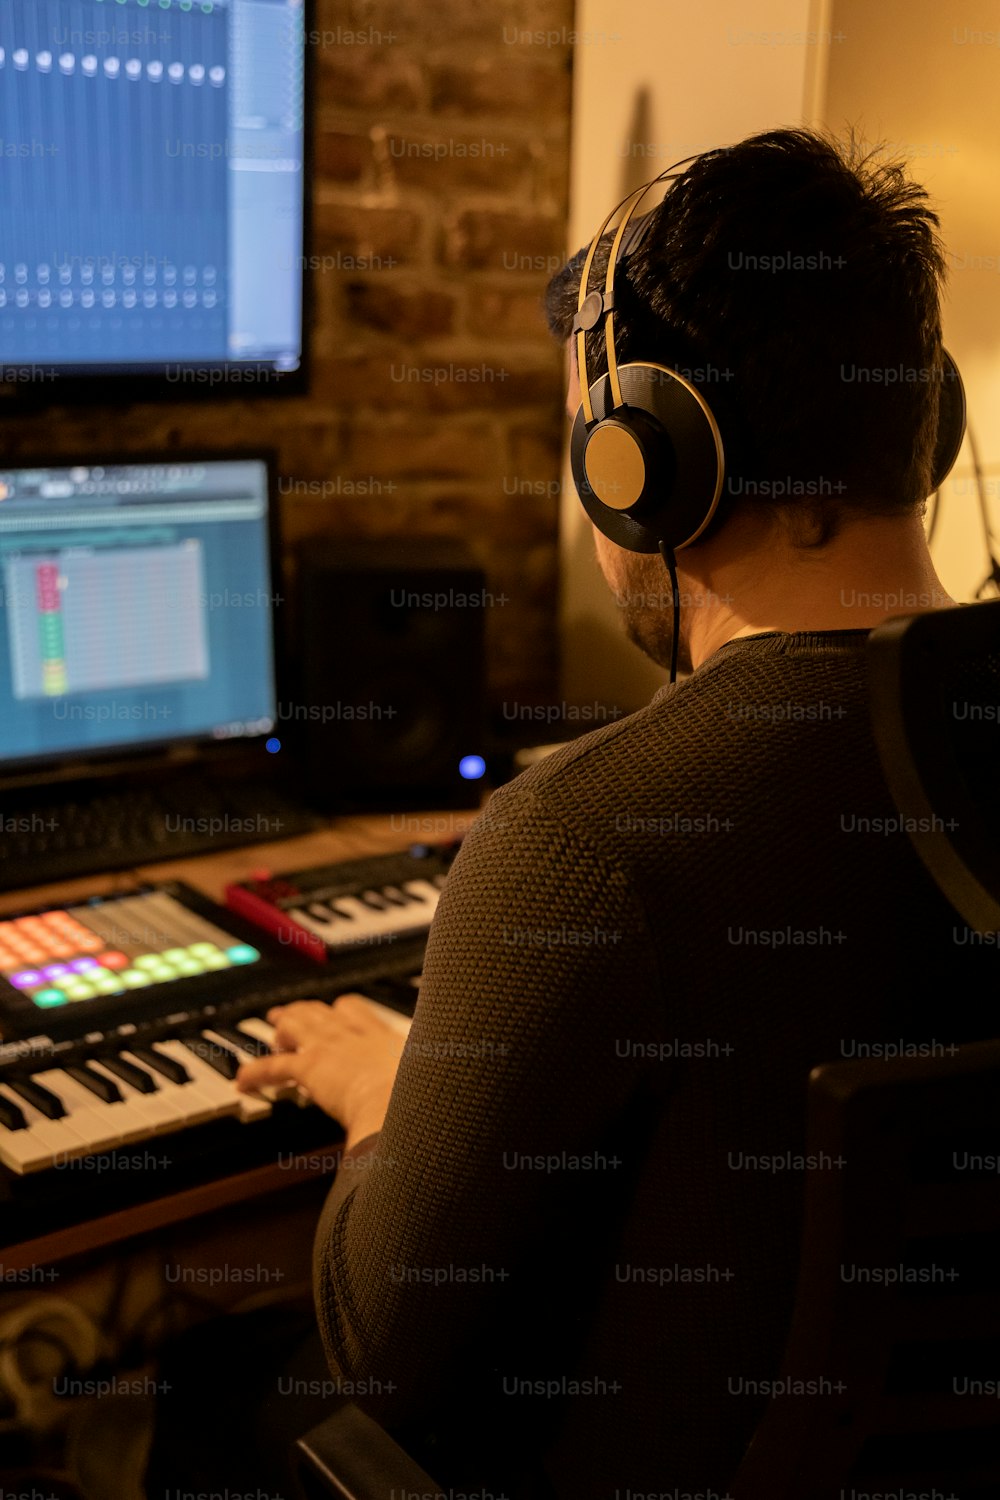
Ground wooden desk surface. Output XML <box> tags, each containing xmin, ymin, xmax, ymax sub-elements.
<box><xmin>0</xmin><ymin>807</ymin><xmax>485</xmax><ymax>1268</ymax></box>
<box><xmin>0</xmin><ymin>805</ymin><xmax>486</xmax><ymax>916</ymax></box>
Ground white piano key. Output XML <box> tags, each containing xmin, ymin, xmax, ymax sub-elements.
<box><xmin>288</xmin><ymin>905</ymin><xmax>350</xmax><ymax>942</ymax></box>
<box><xmin>0</xmin><ymin>1121</ymin><xmax>48</xmax><ymax>1173</ymax></box>
<box><xmin>107</xmin><ymin>1058</ymin><xmax>202</xmax><ymax>1133</ymax></box>
<box><xmin>0</xmin><ymin>1084</ymin><xmax>89</xmax><ymax>1171</ymax></box>
<box><xmin>118</xmin><ymin>1049</ymin><xmax>220</xmax><ymax>1128</ymax></box>
<box><xmin>82</xmin><ymin>1061</ymin><xmax>159</xmax><ymax>1142</ymax></box>
<box><xmin>401</xmin><ymin>879</ymin><xmax>442</xmax><ymax>906</ymax></box>
<box><xmin>288</xmin><ymin>882</ymin><xmax>440</xmax><ymax>950</ymax></box>
<box><xmin>154</xmin><ymin>1040</ymin><xmax>251</xmax><ymax>1124</ymax></box>
<box><xmin>32</xmin><ymin>1069</ymin><xmax>122</xmax><ymax>1152</ymax></box>
<box><xmin>230</xmin><ymin>1015</ymin><xmax>310</xmax><ymax>1106</ymax></box>
<box><xmin>191</xmin><ymin>1031</ymin><xmax>273</xmax><ymax>1120</ymax></box>
<box><xmin>236</xmin><ymin>1016</ymin><xmax>277</xmax><ymax>1047</ymax></box>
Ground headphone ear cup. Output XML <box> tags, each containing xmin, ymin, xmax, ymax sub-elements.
<box><xmin>930</xmin><ymin>348</ymin><xmax>966</xmax><ymax>493</ymax></box>
<box><xmin>570</xmin><ymin>363</ymin><xmax>725</xmax><ymax>554</ymax></box>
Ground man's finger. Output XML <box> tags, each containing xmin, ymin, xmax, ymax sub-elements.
<box><xmin>265</xmin><ymin>1000</ymin><xmax>330</xmax><ymax>1028</ymax></box>
<box><xmin>269</xmin><ymin>1004</ymin><xmax>348</xmax><ymax>1051</ymax></box>
<box><xmin>236</xmin><ymin>1051</ymin><xmax>310</xmax><ymax>1093</ymax></box>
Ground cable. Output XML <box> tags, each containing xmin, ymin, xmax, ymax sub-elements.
<box><xmin>658</xmin><ymin>540</ymin><xmax>681</xmax><ymax>685</ymax></box>
<box><xmin>966</xmin><ymin>422</ymin><xmax>1000</xmax><ymax>599</ymax></box>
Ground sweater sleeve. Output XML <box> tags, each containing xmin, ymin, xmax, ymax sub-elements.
<box><xmin>311</xmin><ymin>776</ymin><xmax>666</xmax><ymax>1434</ymax></box>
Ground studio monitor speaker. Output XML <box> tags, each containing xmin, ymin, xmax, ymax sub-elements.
<box><xmin>291</xmin><ymin>537</ymin><xmax>486</xmax><ymax>811</ymax></box>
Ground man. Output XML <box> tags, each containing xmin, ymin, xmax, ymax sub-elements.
<box><xmin>234</xmin><ymin>129</ymin><xmax>990</xmax><ymax>1496</ymax></box>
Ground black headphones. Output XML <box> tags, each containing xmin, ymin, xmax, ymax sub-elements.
<box><xmin>569</xmin><ymin>159</ymin><xmax>968</xmax><ymax>564</ymax></box>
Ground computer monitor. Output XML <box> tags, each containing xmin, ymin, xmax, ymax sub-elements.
<box><xmin>0</xmin><ymin>456</ymin><xmax>278</xmax><ymax>770</ymax></box>
<box><xmin>0</xmin><ymin>0</ymin><xmax>308</xmax><ymax>396</ymax></box>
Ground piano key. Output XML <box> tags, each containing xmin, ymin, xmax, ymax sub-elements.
<box><xmin>0</xmin><ymin>1086</ymin><xmax>57</xmax><ymax>1172</ymax></box>
<box><xmin>81</xmin><ymin>1061</ymin><xmax>162</xmax><ymax>1142</ymax></box>
<box><xmin>235</xmin><ymin>1015</ymin><xmax>311</xmax><ymax>1106</ymax></box>
<box><xmin>129</xmin><ymin>1043</ymin><xmax>191</xmax><ymax>1084</ymax></box>
<box><xmin>140</xmin><ymin>1039</ymin><xmax>241</xmax><ymax>1114</ymax></box>
<box><xmin>32</xmin><ymin>1069</ymin><xmax>126</xmax><ymax>1153</ymax></box>
<box><xmin>288</xmin><ymin>906</ymin><xmax>348</xmax><ymax>943</ymax></box>
<box><xmin>308</xmin><ymin>902</ymin><xmax>352</xmax><ymax>925</ymax></box>
<box><xmin>400</xmin><ymin>879</ymin><xmax>441</xmax><ymax>906</ymax></box>
<box><xmin>209</xmin><ymin>1022</ymin><xmax>269</xmax><ymax>1058</ymax></box>
<box><xmin>237</xmin><ymin>1015</ymin><xmax>277</xmax><ymax>1048</ymax></box>
<box><xmin>0</xmin><ymin>1092</ymin><xmax>27</xmax><ymax>1132</ymax></box>
<box><xmin>204</xmin><ymin>1019</ymin><xmax>302</xmax><ymax>1107</ymax></box>
<box><xmin>118</xmin><ymin>1047</ymin><xmax>229</xmax><ymax>1129</ymax></box>
<box><xmin>156</xmin><ymin>1037</ymin><xmax>270</xmax><ymax>1123</ymax></box>
<box><xmin>289</xmin><ymin>883</ymin><xmax>439</xmax><ymax>950</ymax></box>
<box><xmin>0</xmin><ymin>1083</ymin><xmax>90</xmax><ymax>1170</ymax></box>
<box><xmin>6</xmin><ymin>1075</ymin><xmax>68</xmax><ymax>1120</ymax></box>
<box><xmin>97</xmin><ymin>1054</ymin><xmax>159</xmax><ymax>1094</ymax></box>
<box><xmin>181</xmin><ymin>1035</ymin><xmax>241</xmax><ymax>1079</ymax></box>
<box><xmin>65</xmin><ymin>1061</ymin><xmax>124</xmax><ymax>1104</ymax></box>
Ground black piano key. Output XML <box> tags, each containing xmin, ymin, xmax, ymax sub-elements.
<box><xmin>359</xmin><ymin>890</ymin><xmax>392</xmax><ymax>910</ymax></box>
<box><xmin>98</xmin><ymin>1054</ymin><xmax>159</xmax><ymax>1094</ymax></box>
<box><xmin>131</xmin><ymin>1044</ymin><xmax>191</xmax><ymax>1084</ymax></box>
<box><xmin>182</xmin><ymin>1036</ymin><xmax>240</xmax><ymax>1079</ymax></box>
<box><xmin>7</xmin><ymin>1076</ymin><xmax>67</xmax><ymax>1120</ymax></box>
<box><xmin>66</xmin><ymin>1062</ymin><xmax>124</xmax><ymax>1104</ymax></box>
<box><xmin>381</xmin><ymin>885</ymin><xmax>412</xmax><ymax>905</ymax></box>
<box><xmin>211</xmin><ymin>1023</ymin><xmax>269</xmax><ymax>1058</ymax></box>
<box><xmin>0</xmin><ymin>1093</ymin><xmax>27</xmax><ymax>1131</ymax></box>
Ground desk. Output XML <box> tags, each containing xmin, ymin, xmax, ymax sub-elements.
<box><xmin>0</xmin><ymin>809</ymin><xmax>483</xmax><ymax>1273</ymax></box>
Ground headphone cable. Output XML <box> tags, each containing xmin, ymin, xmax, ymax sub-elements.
<box><xmin>658</xmin><ymin>540</ymin><xmax>681</xmax><ymax>686</ymax></box>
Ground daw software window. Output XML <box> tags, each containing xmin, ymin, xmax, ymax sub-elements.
<box><xmin>0</xmin><ymin>0</ymin><xmax>305</xmax><ymax>373</ymax></box>
<box><xmin>0</xmin><ymin>459</ymin><xmax>278</xmax><ymax>766</ymax></box>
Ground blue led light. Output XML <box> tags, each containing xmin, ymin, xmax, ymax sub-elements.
<box><xmin>266</xmin><ymin>738</ymin><xmax>281</xmax><ymax>754</ymax></box>
<box><xmin>459</xmin><ymin>754</ymin><xmax>486</xmax><ymax>780</ymax></box>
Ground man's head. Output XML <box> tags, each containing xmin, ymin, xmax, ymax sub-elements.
<box><xmin>546</xmin><ymin>127</ymin><xmax>949</xmax><ymax>549</ymax></box>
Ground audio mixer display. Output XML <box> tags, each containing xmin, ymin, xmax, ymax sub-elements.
<box><xmin>0</xmin><ymin>889</ymin><xmax>260</xmax><ymax>1011</ymax></box>
<box><xmin>0</xmin><ymin>0</ymin><xmax>305</xmax><ymax>375</ymax></box>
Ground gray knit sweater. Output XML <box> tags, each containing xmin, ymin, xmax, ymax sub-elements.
<box><xmin>313</xmin><ymin>629</ymin><xmax>989</xmax><ymax>1498</ymax></box>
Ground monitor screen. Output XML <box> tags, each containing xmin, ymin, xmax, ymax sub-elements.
<box><xmin>0</xmin><ymin>456</ymin><xmax>277</xmax><ymax>768</ymax></box>
<box><xmin>0</xmin><ymin>0</ymin><xmax>306</xmax><ymax>383</ymax></box>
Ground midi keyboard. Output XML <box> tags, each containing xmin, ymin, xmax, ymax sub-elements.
<box><xmin>0</xmin><ymin>845</ymin><xmax>458</xmax><ymax>1248</ymax></box>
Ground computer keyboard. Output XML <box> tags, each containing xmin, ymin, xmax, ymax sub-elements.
<box><xmin>0</xmin><ymin>771</ymin><xmax>324</xmax><ymax>890</ymax></box>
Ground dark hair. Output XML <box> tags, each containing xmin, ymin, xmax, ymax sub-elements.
<box><xmin>545</xmin><ymin>127</ymin><xmax>948</xmax><ymax>545</ymax></box>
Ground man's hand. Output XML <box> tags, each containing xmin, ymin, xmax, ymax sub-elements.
<box><xmin>235</xmin><ymin>995</ymin><xmax>408</xmax><ymax>1150</ymax></box>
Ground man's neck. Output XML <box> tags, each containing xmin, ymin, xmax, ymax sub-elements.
<box><xmin>682</xmin><ymin>508</ymin><xmax>955</xmax><ymax>671</ymax></box>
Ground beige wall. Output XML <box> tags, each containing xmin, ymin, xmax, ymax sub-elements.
<box><xmin>560</xmin><ymin>0</ymin><xmax>820</xmax><ymax>710</ymax></box>
<box><xmin>559</xmin><ymin>0</ymin><xmax>1000</xmax><ymax>710</ymax></box>
<box><xmin>824</xmin><ymin>0</ymin><xmax>1000</xmax><ymax>604</ymax></box>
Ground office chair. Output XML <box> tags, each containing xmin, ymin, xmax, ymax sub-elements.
<box><xmin>295</xmin><ymin>602</ymin><xmax>1000</xmax><ymax>1500</ymax></box>
<box><xmin>867</xmin><ymin>596</ymin><xmax>1000</xmax><ymax>933</ymax></box>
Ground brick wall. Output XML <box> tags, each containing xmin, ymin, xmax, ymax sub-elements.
<box><xmin>0</xmin><ymin>0</ymin><xmax>574</xmax><ymax>724</ymax></box>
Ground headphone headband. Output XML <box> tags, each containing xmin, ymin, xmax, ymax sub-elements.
<box><xmin>574</xmin><ymin>156</ymin><xmax>701</xmax><ymax>423</ymax></box>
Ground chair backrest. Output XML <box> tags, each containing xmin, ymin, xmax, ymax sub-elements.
<box><xmin>867</xmin><ymin>599</ymin><xmax>1000</xmax><ymax>933</ymax></box>
<box><xmin>731</xmin><ymin>1038</ymin><xmax>1000</xmax><ymax>1500</ymax></box>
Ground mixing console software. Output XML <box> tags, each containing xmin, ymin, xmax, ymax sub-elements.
<box><xmin>0</xmin><ymin>0</ymin><xmax>305</xmax><ymax>373</ymax></box>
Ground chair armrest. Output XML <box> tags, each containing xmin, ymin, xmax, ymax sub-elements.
<box><xmin>293</xmin><ymin>1400</ymin><xmax>440</xmax><ymax>1500</ymax></box>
